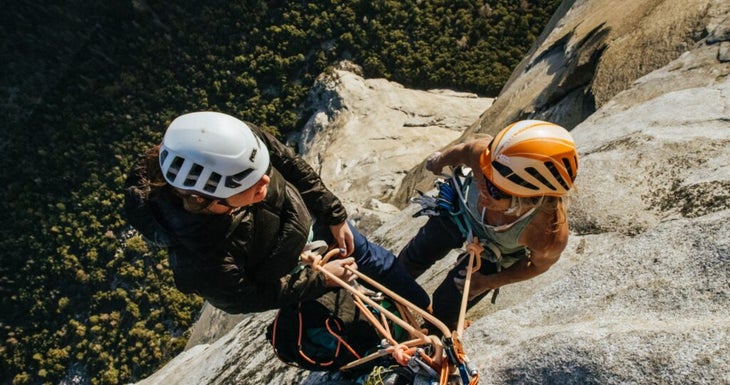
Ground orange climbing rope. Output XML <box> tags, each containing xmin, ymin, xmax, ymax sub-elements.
<box><xmin>309</xmin><ymin>243</ymin><xmax>481</xmax><ymax>384</ymax></box>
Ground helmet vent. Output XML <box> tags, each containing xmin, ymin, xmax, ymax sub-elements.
<box><xmin>562</xmin><ymin>157</ymin><xmax>576</xmax><ymax>182</ymax></box>
<box><xmin>545</xmin><ymin>161</ymin><xmax>569</xmax><ymax>190</ymax></box>
<box><xmin>526</xmin><ymin>167</ymin><xmax>556</xmax><ymax>191</ymax></box>
<box><xmin>225</xmin><ymin>168</ymin><xmax>255</xmax><ymax>189</ymax></box>
<box><xmin>493</xmin><ymin>161</ymin><xmax>539</xmax><ymax>190</ymax></box>
<box><xmin>160</xmin><ymin>149</ymin><xmax>169</xmax><ymax>164</ymax></box>
<box><xmin>183</xmin><ymin>163</ymin><xmax>204</xmax><ymax>187</ymax></box>
<box><xmin>166</xmin><ymin>156</ymin><xmax>185</xmax><ymax>182</ymax></box>
<box><xmin>203</xmin><ymin>173</ymin><xmax>221</xmax><ymax>194</ymax></box>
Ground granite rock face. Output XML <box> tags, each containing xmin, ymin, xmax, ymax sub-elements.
<box><xmin>296</xmin><ymin>64</ymin><xmax>493</xmax><ymax>233</ymax></box>
<box><xmin>396</xmin><ymin>0</ymin><xmax>730</xmax><ymax>206</ymax></box>
<box><xmin>133</xmin><ymin>1</ymin><xmax>730</xmax><ymax>384</ymax></box>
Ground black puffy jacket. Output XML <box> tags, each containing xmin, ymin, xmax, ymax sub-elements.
<box><xmin>123</xmin><ymin>122</ymin><xmax>348</xmax><ymax>313</ymax></box>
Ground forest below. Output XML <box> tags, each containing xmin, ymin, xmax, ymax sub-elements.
<box><xmin>0</xmin><ymin>1</ymin><xmax>560</xmax><ymax>384</ymax></box>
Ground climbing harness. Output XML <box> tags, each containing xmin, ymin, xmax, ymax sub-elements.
<box><xmin>412</xmin><ymin>166</ymin><xmax>545</xmax><ymax>306</ymax></box>
<box><xmin>411</xmin><ymin>167</ymin><xmax>501</xmax><ymax>305</ymax></box>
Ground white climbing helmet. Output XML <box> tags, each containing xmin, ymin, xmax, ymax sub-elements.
<box><xmin>159</xmin><ymin>111</ymin><xmax>270</xmax><ymax>198</ymax></box>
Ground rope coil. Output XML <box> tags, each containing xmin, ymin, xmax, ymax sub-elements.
<box><xmin>308</xmin><ymin>243</ymin><xmax>479</xmax><ymax>384</ymax></box>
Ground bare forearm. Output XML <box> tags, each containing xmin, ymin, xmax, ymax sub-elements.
<box><xmin>438</xmin><ymin>142</ymin><xmax>470</xmax><ymax>168</ymax></box>
<box><xmin>488</xmin><ymin>258</ymin><xmax>551</xmax><ymax>288</ymax></box>
<box><xmin>458</xmin><ymin>256</ymin><xmax>553</xmax><ymax>300</ymax></box>
<box><xmin>426</xmin><ymin>138</ymin><xmax>490</xmax><ymax>176</ymax></box>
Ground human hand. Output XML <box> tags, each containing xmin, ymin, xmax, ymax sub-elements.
<box><xmin>322</xmin><ymin>257</ymin><xmax>358</xmax><ymax>287</ymax></box>
<box><xmin>330</xmin><ymin>222</ymin><xmax>354</xmax><ymax>257</ymax></box>
<box><xmin>454</xmin><ymin>271</ymin><xmax>496</xmax><ymax>301</ymax></box>
<box><xmin>425</xmin><ymin>151</ymin><xmax>443</xmax><ymax>174</ymax></box>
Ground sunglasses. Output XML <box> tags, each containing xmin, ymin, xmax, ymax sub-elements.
<box><xmin>174</xmin><ymin>189</ymin><xmax>237</xmax><ymax>210</ymax></box>
<box><xmin>483</xmin><ymin>175</ymin><xmax>510</xmax><ymax>200</ymax></box>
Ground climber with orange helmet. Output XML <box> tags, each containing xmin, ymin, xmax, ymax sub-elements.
<box><xmin>123</xmin><ymin>111</ymin><xmax>430</xmax><ymax>314</ymax></box>
<box><xmin>398</xmin><ymin>120</ymin><xmax>578</xmax><ymax>330</ymax></box>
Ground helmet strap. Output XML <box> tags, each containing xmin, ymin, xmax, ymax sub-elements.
<box><xmin>504</xmin><ymin>196</ymin><xmax>520</xmax><ymax>215</ymax></box>
<box><xmin>505</xmin><ymin>196</ymin><xmax>544</xmax><ymax>216</ymax></box>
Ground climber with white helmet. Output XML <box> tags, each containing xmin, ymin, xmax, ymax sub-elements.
<box><xmin>399</xmin><ymin>120</ymin><xmax>578</xmax><ymax>330</ymax></box>
<box><xmin>124</xmin><ymin>111</ymin><xmax>430</xmax><ymax>314</ymax></box>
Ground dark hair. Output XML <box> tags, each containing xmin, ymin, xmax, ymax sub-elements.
<box><xmin>144</xmin><ymin>145</ymin><xmax>167</xmax><ymax>189</ymax></box>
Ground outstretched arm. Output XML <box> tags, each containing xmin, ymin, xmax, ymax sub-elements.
<box><xmin>425</xmin><ymin>137</ymin><xmax>491</xmax><ymax>175</ymax></box>
<box><xmin>175</xmin><ymin>250</ymin><xmax>358</xmax><ymax>314</ymax></box>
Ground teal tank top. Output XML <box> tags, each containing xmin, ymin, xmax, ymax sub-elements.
<box><xmin>459</xmin><ymin>174</ymin><xmax>540</xmax><ymax>267</ymax></box>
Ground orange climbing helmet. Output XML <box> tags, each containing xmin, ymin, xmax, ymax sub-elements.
<box><xmin>480</xmin><ymin>120</ymin><xmax>578</xmax><ymax>197</ymax></box>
